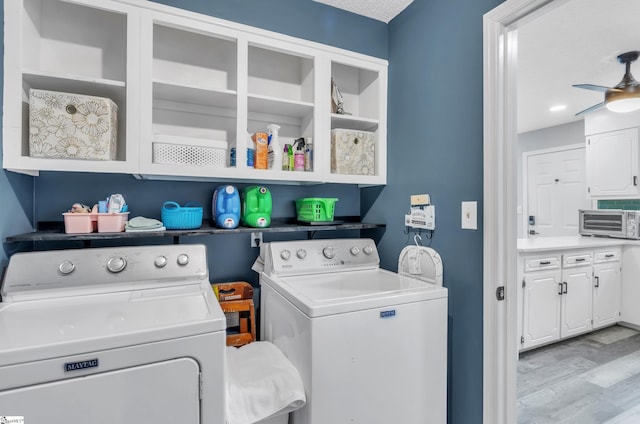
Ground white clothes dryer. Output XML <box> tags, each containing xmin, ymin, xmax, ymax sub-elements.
<box><xmin>0</xmin><ymin>244</ymin><xmax>226</xmax><ymax>424</ymax></box>
<box><xmin>260</xmin><ymin>238</ymin><xmax>448</xmax><ymax>424</ymax></box>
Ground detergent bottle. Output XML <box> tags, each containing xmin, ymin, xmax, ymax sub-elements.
<box><xmin>241</xmin><ymin>186</ymin><xmax>272</xmax><ymax>228</ymax></box>
<box><xmin>213</xmin><ymin>185</ymin><xmax>241</xmax><ymax>229</ymax></box>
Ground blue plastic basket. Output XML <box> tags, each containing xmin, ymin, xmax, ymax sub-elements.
<box><xmin>161</xmin><ymin>201</ymin><xmax>203</xmax><ymax>230</ymax></box>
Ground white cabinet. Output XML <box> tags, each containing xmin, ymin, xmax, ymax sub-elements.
<box><xmin>518</xmin><ymin>247</ymin><xmax>622</xmax><ymax>352</ymax></box>
<box><xmin>584</xmin><ymin>108</ymin><xmax>640</xmax><ymax>199</ymax></box>
<box><xmin>3</xmin><ymin>0</ymin><xmax>388</xmax><ymax>185</ymax></box>
<box><xmin>521</xmin><ymin>269</ymin><xmax>561</xmax><ymax>350</ymax></box>
<box><xmin>586</xmin><ymin>128</ymin><xmax>640</xmax><ymax>198</ymax></box>
<box><xmin>520</xmin><ymin>254</ymin><xmax>563</xmax><ymax>350</ymax></box>
<box><xmin>560</xmin><ymin>261</ymin><xmax>593</xmax><ymax>338</ymax></box>
<box><xmin>3</xmin><ymin>0</ymin><xmax>140</xmax><ymax>175</ymax></box>
<box><xmin>593</xmin><ymin>248</ymin><xmax>621</xmax><ymax>329</ymax></box>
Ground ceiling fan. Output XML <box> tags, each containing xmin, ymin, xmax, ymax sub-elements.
<box><xmin>573</xmin><ymin>51</ymin><xmax>640</xmax><ymax>115</ymax></box>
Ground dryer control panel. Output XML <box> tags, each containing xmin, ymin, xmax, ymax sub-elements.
<box><xmin>1</xmin><ymin>244</ymin><xmax>209</xmax><ymax>301</ymax></box>
<box><xmin>264</xmin><ymin>238</ymin><xmax>380</xmax><ymax>277</ymax></box>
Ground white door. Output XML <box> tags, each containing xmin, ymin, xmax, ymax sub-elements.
<box><xmin>522</xmin><ymin>271</ymin><xmax>561</xmax><ymax>350</ymax></box>
<box><xmin>0</xmin><ymin>358</ymin><xmax>201</xmax><ymax>423</ymax></box>
<box><xmin>560</xmin><ymin>267</ymin><xmax>593</xmax><ymax>338</ymax></box>
<box><xmin>527</xmin><ymin>147</ymin><xmax>590</xmax><ymax>237</ymax></box>
<box><xmin>593</xmin><ymin>262</ymin><xmax>621</xmax><ymax>328</ymax></box>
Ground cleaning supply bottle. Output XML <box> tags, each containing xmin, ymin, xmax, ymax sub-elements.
<box><xmin>282</xmin><ymin>144</ymin><xmax>290</xmax><ymax>171</ymax></box>
<box><xmin>294</xmin><ymin>138</ymin><xmax>305</xmax><ymax>171</ymax></box>
<box><xmin>288</xmin><ymin>144</ymin><xmax>294</xmax><ymax>171</ymax></box>
<box><xmin>267</xmin><ymin>124</ymin><xmax>281</xmax><ymax>170</ymax></box>
<box><xmin>304</xmin><ymin>137</ymin><xmax>313</xmax><ymax>172</ymax></box>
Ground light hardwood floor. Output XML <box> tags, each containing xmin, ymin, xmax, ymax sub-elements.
<box><xmin>518</xmin><ymin>325</ymin><xmax>640</xmax><ymax>424</ymax></box>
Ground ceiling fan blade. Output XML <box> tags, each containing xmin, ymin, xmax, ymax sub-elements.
<box><xmin>572</xmin><ymin>84</ymin><xmax>611</xmax><ymax>93</ymax></box>
<box><xmin>572</xmin><ymin>84</ymin><xmax>622</xmax><ymax>92</ymax></box>
<box><xmin>575</xmin><ymin>102</ymin><xmax>605</xmax><ymax>116</ymax></box>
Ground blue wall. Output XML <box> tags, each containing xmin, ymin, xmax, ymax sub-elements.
<box><xmin>0</xmin><ymin>0</ymin><xmax>506</xmax><ymax>423</ymax></box>
<box><xmin>366</xmin><ymin>0</ymin><xmax>503</xmax><ymax>422</ymax></box>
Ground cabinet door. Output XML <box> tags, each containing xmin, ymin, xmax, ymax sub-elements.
<box><xmin>560</xmin><ymin>267</ymin><xmax>593</xmax><ymax>338</ymax></box>
<box><xmin>593</xmin><ymin>262</ymin><xmax>621</xmax><ymax>329</ymax></box>
<box><xmin>586</xmin><ymin>128</ymin><xmax>640</xmax><ymax>198</ymax></box>
<box><xmin>522</xmin><ymin>271</ymin><xmax>561</xmax><ymax>350</ymax></box>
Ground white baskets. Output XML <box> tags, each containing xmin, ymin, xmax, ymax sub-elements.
<box><xmin>152</xmin><ymin>134</ymin><xmax>228</xmax><ymax>167</ymax></box>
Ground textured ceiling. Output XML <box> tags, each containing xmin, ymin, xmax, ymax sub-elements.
<box><xmin>313</xmin><ymin>0</ymin><xmax>413</xmax><ymax>23</ymax></box>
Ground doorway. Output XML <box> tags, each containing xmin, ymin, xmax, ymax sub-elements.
<box><xmin>483</xmin><ymin>0</ymin><xmax>640</xmax><ymax>423</ymax></box>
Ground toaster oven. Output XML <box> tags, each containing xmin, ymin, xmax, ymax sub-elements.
<box><xmin>579</xmin><ymin>209</ymin><xmax>640</xmax><ymax>239</ymax></box>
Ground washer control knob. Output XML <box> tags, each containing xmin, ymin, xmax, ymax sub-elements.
<box><xmin>350</xmin><ymin>246</ymin><xmax>361</xmax><ymax>256</ymax></box>
<box><xmin>280</xmin><ymin>250</ymin><xmax>291</xmax><ymax>261</ymax></box>
<box><xmin>323</xmin><ymin>246</ymin><xmax>336</xmax><ymax>259</ymax></box>
<box><xmin>296</xmin><ymin>249</ymin><xmax>307</xmax><ymax>259</ymax></box>
<box><xmin>177</xmin><ymin>254</ymin><xmax>189</xmax><ymax>266</ymax></box>
<box><xmin>106</xmin><ymin>256</ymin><xmax>127</xmax><ymax>273</ymax></box>
<box><xmin>154</xmin><ymin>256</ymin><xmax>168</xmax><ymax>268</ymax></box>
<box><xmin>58</xmin><ymin>260</ymin><xmax>75</xmax><ymax>275</ymax></box>
<box><xmin>363</xmin><ymin>245</ymin><xmax>374</xmax><ymax>255</ymax></box>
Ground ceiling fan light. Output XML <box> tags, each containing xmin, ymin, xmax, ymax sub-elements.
<box><xmin>606</xmin><ymin>97</ymin><xmax>640</xmax><ymax>113</ymax></box>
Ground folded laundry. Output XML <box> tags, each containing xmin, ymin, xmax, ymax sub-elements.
<box><xmin>125</xmin><ymin>216</ymin><xmax>165</xmax><ymax>232</ymax></box>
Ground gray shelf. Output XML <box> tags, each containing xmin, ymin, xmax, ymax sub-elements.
<box><xmin>5</xmin><ymin>218</ymin><xmax>385</xmax><ymax>245</ymax></box>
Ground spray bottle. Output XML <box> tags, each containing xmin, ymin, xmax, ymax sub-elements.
<box><xmin>267</xmin><ymin>124</ymin><xmax>281</xmax><ymax>170</ymax></box>
<box><xmin>304</xmin><ymin>137</ymin><xmax>313</xmax><ymax>172</ymax></box>
<box><xmin>294</xmin><ymin>137</ymin><xmax>305</xmax><ymax>171</ymax></box>
<box><xmin>282</xmin><ymin>144</ymin><xmax>290</xmax><ymax>170</ymax></box>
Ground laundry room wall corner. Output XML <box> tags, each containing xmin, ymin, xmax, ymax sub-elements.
<box><xmin>0</xmin><ymin>0</ymin><xmax>35</xmax><ymax>271</ymax></box>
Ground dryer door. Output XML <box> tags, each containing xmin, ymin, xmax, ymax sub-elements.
<box><xmin>0</xmin><ymin>357</ymin><xmax>201</xmax><ymax>423</ymax></box>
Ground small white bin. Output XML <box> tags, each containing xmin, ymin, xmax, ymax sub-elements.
<box><xmin>153</xmin><ymin>134</ymin><xmax>228</xmax><ymax>167</ymax></box>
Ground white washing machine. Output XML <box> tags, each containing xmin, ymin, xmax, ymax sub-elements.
<box><xmin>0</xmin><ymin>244</ymin><xmax>226</xmax><ymax>424</ymax></box>
<box><xmin>260</xmin><ymin>238</ymin><xmax>448</xmax><ymax>424</ymax></box>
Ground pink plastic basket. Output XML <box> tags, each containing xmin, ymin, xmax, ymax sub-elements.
<box><xmin>97</xmin><ymin>212</ymin><xmax>129</xmax><ymax>233</ymax></box>
<box><xmin>63</xmin><ymin>213</ymin><xmax>97</xmax><ymax>234</ymax></box>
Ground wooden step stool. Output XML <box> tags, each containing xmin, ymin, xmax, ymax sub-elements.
<box><xmin>212</xmin><ymin>281</ymin><xmax>256</xmax><ymax>347</ymax></box>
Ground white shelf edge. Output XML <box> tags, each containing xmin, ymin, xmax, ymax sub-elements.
<box><xmin>331</xmin><ymin>113</ymin><xmax>379</xmax><ymax>125</ymax></box>
<box><xmin>247</xmin><ymin>93</ymin><xmax>314</xmax><ymax>108</ymax></box>
<box><xmin>22</xmin><ymin>70</ymin><xmax>126</xmax><ymax>88</ymax></box>
<box><xmin>153</xmin><ymin>79</ymin><xmax>237</xmax><ymax>97</ymax></box>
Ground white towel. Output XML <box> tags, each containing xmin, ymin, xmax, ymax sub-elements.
<box><xmin>226</xmin><ymin>341</ymin><xmax>306</xmax><ymax>424</ymax></box>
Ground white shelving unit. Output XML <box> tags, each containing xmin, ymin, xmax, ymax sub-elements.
<box><xmin>3</xmin><ymin>0</ymin><xmax>388</xmax><ymax>185</ymax></box>
<box><xmin>3</xmin><ymin>0</ymin><xmax>140</xmax><ymax>175</ymax></box>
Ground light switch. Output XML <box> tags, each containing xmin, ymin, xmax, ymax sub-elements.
<box><xmin>461</xmin><ymin>201</ymin><xmax>477</xmax><ymax>230</ymax></box>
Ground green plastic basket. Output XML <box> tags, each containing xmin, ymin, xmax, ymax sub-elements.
<box><xmin>295</xmin><ymin>198</ymin><xmax>338</xmax><ymax>222</ymax></box>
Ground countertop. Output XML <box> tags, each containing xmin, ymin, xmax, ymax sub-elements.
<box><xmin>517</xmin><ymin>236</ymin><xmax>630</xmax><ymax>253</ymax></box>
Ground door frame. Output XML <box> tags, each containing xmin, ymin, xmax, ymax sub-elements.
<box><xmin>522</xmin><ymin>143</ymin><xmax>586</xmax><ymax>238</ymax></box>
<box><xmin>483</xmin><ymin>1</ymin><xmax>560</xmax><ymax>423</ymax></box>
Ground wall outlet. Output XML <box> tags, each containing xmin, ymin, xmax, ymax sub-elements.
<box><xmin>251</xmin><ymin>232</ymin><xmax>263</xmax><ymax>247</ymax></box>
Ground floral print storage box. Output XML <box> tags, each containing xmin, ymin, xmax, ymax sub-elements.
<box><xmin>330</xmin><ymin>128</ymin><xmax>375</xmax><ymax>175</ymax></box>
<box><xmin>29</xmin><ymin>89</ymin><xmax>118</xmax><ymax>160</ymax></box>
